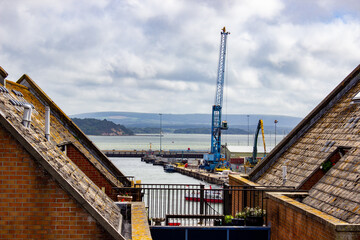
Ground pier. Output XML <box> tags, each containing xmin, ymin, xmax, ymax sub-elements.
<box><xmin>103</xmin><ymin>149</ymin><xmax>206</xmax><ymax>158</ymax></box>
<box><xmin>175</xmin><ymin>166</ymin><xmax>231</xmax><ymax>185</ymax></box>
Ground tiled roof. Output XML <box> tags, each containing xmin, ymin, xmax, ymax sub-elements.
<box><xmin>250</xmin><ymin>65</ymin><xmax>360</xmax><ymax>223</ymax></box>
<box><xmin>0</xmin><ymin>75</ymin><xmax>125</xmax><ymax>239</ymax></box>
<box><xmin>16</xmin><ymin>74</ymin><xmax>129</xmax><ymax>187</ymax></box>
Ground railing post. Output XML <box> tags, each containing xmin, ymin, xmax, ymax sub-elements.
<box><xmin>223</xmin><ymin>184</ymin><xmax>231</xmax><ymax>215</ymax></box>
<box><xmin>243</xmin><ymin>185</ymin><xmax>247</xmax><ymax>210</ymax></box>
<box><xmin>200</xmin><ymin>184</ymin><xmax>204</xmax><ymax>215</ymax></box>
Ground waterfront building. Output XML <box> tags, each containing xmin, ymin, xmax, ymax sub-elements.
<box><xmin>230</xmin><ymin>65</ymin><xmax>360</xmax><ymax>239</ymax></box>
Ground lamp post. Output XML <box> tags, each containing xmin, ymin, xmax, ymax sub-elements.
<box><xmin>274</xmin><ymin>120</ymin><xmax>278</xmax><ymax>145</ymax></box>
<box><xmin>159</xmin><ymin>113</ymin><xmax>162</xmax><ymax>155</ymax></box>
<box><xmin>247</xmin><ymin>115</ymin><xmax>250</xmax><ymax>146</ymax></box>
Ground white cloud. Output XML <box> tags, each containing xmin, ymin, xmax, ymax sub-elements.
<box><xmin>0</xmin><ymin>0</ymin><xmax>359</xmax><ymax>118</ymax></box>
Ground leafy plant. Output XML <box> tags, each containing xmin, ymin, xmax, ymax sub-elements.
<box><xmin>243</xmin><ymin>207</ymin><xmax>266</xmax><ymax>217</ymax></box>
<box><xmin>224</xmin><ymin>215</ymin><xmax>233</xmax><ymax>224</ymax></box>
<box><xmin>321</xmin><ymin>160</ymin><xmax>334</xmax><ymax>173</ymax></box>
<box><xmin>235</xmin><ymin>211</ymin><xmax>246</xmax><ymax>219</ymax></box>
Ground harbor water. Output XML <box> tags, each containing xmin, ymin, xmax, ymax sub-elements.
<box><xmin>89</xmin><ymin>133</ymin><xmax>284</xmax><ymax>151</ymax></box>
<box><xmin>90</xmin><ymin>133</ymin><xmax>285</xmax><ymax>184</ymax></box>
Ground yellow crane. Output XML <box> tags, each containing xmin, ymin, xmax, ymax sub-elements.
<box><xmin>245</xmin><ymin>119</ymin><xmax>266</xmax><ymax>168</ymax></box>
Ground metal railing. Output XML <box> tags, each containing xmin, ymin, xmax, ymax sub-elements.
<box><xmin>114</xmin><ymin>184</ymin><xmax>298</xmax><ymax>226</ymax></box>
<box><xmin>116</xmin><ymin>175</ymin><xmax>135</xmax><ymax>187</ymax></box>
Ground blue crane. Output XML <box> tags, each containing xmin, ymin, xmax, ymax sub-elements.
<box><xmin>200</xmin><ymin>27</ymin><xmax>230</xmax><ymax>172</ymax></box>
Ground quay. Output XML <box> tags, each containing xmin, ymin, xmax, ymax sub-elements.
<box><xmin>103</xmin><ymin>149</ymin><xmax>206</xmax><ymax>158</ymax></box>
<box><xmin>174</xmin><ymin>166</ymin><xmax>233</xmax><ymax>185</ymax></box>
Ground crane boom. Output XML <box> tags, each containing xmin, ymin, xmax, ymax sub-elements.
<box><xmin>214</xmin><ymin>27</ymin><xmax>229</xmax><ymax>107</ymax></box>
<box><xmin>246</xmin><ymin>119</ymin><xmax>267</xmax><ymax>167</ymax></box>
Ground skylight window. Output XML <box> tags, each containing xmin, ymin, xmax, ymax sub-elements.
<box><xmin>0</xmin><ymin>86</ymin><xmax>9</xmax><ymax>93</ymax></box>
<box><xmin>12</xmin><ymin>89</ymin><xmax>23</xmax><ymax>97</ymax></box>
<box><xmin>351</xmin><ymin>92</ymin><xmax>360</xmax><ymax>104</ymax></box>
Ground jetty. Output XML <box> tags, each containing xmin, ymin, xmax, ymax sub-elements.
<box><xmin>175</xmin><ymin>166</ymin><xmax>236</xmax><ymax>185</ymax></box>
<box><xmin>103</xmin><ymin>149</ymin><xmax>206</xmax><ymax>158</ymax></box>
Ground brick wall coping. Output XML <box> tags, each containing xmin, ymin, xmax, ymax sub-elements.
<box><xmin>130</xmin><ymin>202</ymin><xmax>152</xmax><ymax>240</ymax></box>
<box><xmin>266</xmin><ymin>192</ymin><xmax>360</xmax><ymax>232</ymax></box>
<box><xmin>229</xmin><ymin>174</ymin><xmax>260</xmax><ymax>187</ymax></box>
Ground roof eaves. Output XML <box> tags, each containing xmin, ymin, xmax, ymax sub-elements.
<box><xmin>249</xmin><ymin>64</ymin><xmax>360</xmax><ymax>182</ymax></box>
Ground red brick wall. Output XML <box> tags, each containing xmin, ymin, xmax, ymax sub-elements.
<box><xmin>229</xmin><ymin>176</ymin><xmax>245</xmax><ymax>215</ymax></box>
<box><xmin>229</xmin><ymin>176</ymin><xmax>264</xmax><ymax>216</ymax></box>
<box><xmin>267</xmin><ymin>195</ymin><xmax>336</xmax><ymax>240</ymax></box>
<box><xmin>0</xmin><ymin>125</ymin><xmax>115</xmax><ymax>239</ymax></box>
<box><xmin>66</xmin><ymin>144</ymin><xmax>117</xmax><ymax>200</ymax></box>
<box><xmin>299</xmin><ymin>168</ymin><xmax>325</xmax><ymax>190</ymax></box>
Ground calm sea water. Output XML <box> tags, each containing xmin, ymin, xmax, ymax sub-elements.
<box><xmin>110</xmin><ymin>157</ymin><xmax>212</xmax><ymax>185</ymax></box>
<box><xmin>89</xmin><ymin>133</ymin><xmax>285</xmax><ymax>151</ymax></box>
<box><xmin>90</xmin><ymin>134</ymin><xmax>285</xmax><ymax>184</ymax></box>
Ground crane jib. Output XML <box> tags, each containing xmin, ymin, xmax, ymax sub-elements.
<box><xmin>214</xmin><ymin>31</ymin><xmax>229</xmax><ymax>107</ymax></box>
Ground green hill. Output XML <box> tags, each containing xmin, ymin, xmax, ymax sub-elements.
<box><xmin>72</xmin><ymin>118</ymin><xmax>134</xmax><ymax>136</ymax></box>
<box><xmin>70</xmin><ymin>112</ymin><xmax>303</xmax><ymax>135</ymax></box>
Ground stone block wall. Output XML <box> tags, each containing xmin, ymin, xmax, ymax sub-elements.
<box><xmin>0</xmin><ymin>125</ymin><xmax>115</xmax><ymax>239</ymax></box>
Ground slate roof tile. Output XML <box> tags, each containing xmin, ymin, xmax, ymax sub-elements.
<box><xmin>250</xmin><ymin>65</ymin><xmax>360</xmax><ymax>224</ymax></box>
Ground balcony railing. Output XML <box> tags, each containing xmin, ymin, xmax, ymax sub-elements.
<box><xmin>114</xmin><ymin>184</ymin><xmax>297</xmax><ymax>226</ymax></box>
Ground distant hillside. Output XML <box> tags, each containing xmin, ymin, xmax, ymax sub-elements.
<box><xmin>70</xmin><ymin>112</ymin><xmax>303</xmax><ymax>135</ymax></box>
<box><xmin>174</xmin><ymin>128</ymin><xmax>248</xmax><ymax>134</ymax></box>
<box><xmin>72</xmin><ymin>118</ymin><xmax>134</xmax><ymax>136</ymax></box>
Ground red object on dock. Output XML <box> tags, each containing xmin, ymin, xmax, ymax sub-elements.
<box><xmin>230</xmin><ymin>157</ymin><xmax>244</xmax><ymax>164</ymax></box>
<box><xmin>185</xmin><ymin>190</ymin><xmax>223</xmax><ymax>203</ymax></box>
<box><xmin>168</xmin><ymin>222</ymin><xmax>181</xmax><ymax>226</ymax></box>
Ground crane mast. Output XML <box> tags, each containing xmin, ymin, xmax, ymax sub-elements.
<box><xmin>201</xmin><ymin>27</ymin><xmax>230</xmax><ymax>172</ymax></box>
<box><xmin>211</xmin><ymin>27</ymin><xmax>230</xmax><ymax>157</ymax></box>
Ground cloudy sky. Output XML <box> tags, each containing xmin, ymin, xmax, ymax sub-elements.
<box><xmin>1</xmin><ymin>0</ymin><xmax>360</xmax><ymax>118</ymax></box>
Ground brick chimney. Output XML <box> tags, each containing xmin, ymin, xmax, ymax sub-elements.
<box><xmin>0</xmin><ymin>66</ymin><xmax>8</xmax><ymax>87</ymax></box>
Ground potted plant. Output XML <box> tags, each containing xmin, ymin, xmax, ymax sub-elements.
<box><xmin>214</xmin><ymin>218</ymin><xmax>222</xmax><ymax>226</ymax></box>
<box><xmin>224</xmin><ymin>215</ymin><xmax>233</xmax><ymax>226</ymax></box>
<box><xmin>232</xmin><ymin>211</ymin><xmax>246</xmax><ymax>226</ymax></box>
<box><xmin>117</xmin><ymin>193</ymin><xmax>133</xmax><ymax>202</ymax></box>
<box><xmin>244</xmin><ymin>207</ymin><xmax>266</xmax><ymax>226</ymax></box>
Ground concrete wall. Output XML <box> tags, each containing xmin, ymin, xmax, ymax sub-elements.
<box><xmin>0</xmin><ymin>125</ymin><xmax>115</xmax><ymax>239</ymax></box>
